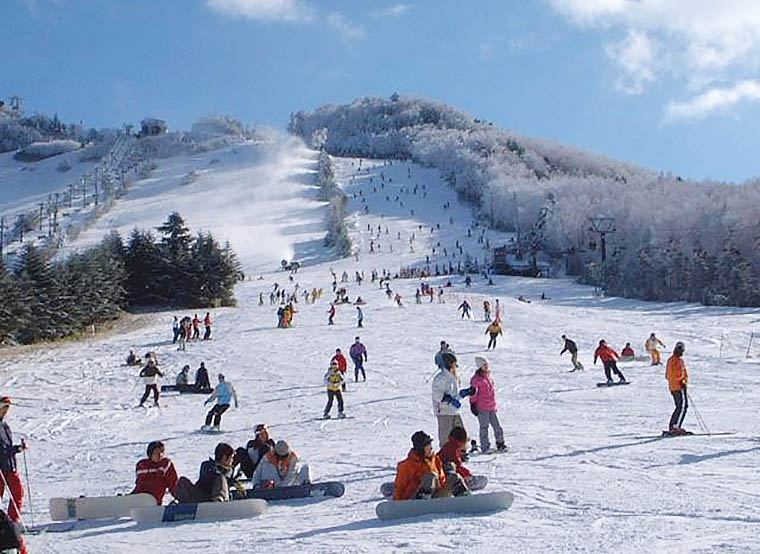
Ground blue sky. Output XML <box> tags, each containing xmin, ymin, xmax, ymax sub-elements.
<box><xmin>4</xmin><ymin>0</ymin><xmax>760</xmax><ymax>182</ymax></box>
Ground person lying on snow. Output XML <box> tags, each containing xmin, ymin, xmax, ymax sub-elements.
<box><xmin>173</xmin><ymin>443</ymin><xmax>244</xmax><ymax>503</ymax></box>
<box><xmin>234</xmin><ymin>423</ymin><xmax>276</xmax><ymax>479</ymax></box>
<box><xmin>392</xmin><ymin>431</ymin><xmax>469</xmax><ymax>501</ymax></box>
<box><xmin>251</xmin><ymin>440</ymin><xmax>311</xmax><ymax>489</ymax></box>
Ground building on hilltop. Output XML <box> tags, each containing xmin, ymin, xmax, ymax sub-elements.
<box><xmin>139</xmin><ymin>118</ymin><xmax>168</xmax><ymax>137</ymax></box>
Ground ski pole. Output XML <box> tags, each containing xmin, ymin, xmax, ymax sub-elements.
<box><xmin>22</xmin><ymin>442</ymin><xmax>34</xmax><ymax>528</ymax></box>
<box><xmin>686</xmin><ymin>390</ymin><xmax>710</xmax><ymax>435</ymax></box>
<box><xmin>0</xmin><ymin>466</ymin><xmax>27</xmax><ymax>533</ymax></box>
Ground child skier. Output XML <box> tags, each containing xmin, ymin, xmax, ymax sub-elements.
<box><xmin>331</xmin><ymin>348</ymin><xmax>348</xmax><ymax>391</ymax></box>
<box><xmin>202</xmin><ymin>374</ymin><xmax>239</xmax><ymax>431</ymax></box>
<box><xmin>323</xmin><ymin>361</ymin><xmax>345</xmax><ymax>419</ymax></box>
<box><xmin>458</xmin><ymin>300</ymin><xmax>472</xmax><ymax>319</ymax></box>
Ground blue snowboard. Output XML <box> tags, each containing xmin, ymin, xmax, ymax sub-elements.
<box><xmin>235</xmin><ymin>481</ymin><xmax>345</xmax><ymax>501</ymax></box>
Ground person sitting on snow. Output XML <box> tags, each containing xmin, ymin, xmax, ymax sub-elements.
<box><xmin>437</xmin><ymin>426</ymin><xmax>473</xmax><ymax>489</ymax></box>
<box><xmin>132</xmin><ymin>441</ymin><xmax>178</xmax><ymax>504</ymax></box>
<box><xmin>251</xmin><ymin>440</ymin><xmax>311</xmax><ymax>489</ymax></box>
<box><xmin>621</xmin><ymin>343</ymin><xmax>635</xmax><ymax>360</ymax></box>
<box><xmin>126</xmin><ymin>350</ymin><xmax>140</xmax><ymax>366</ymax></box>
<box><xmin>173</xmin><ymin>442</ymin><xmax>243</xmax><ymax>503</ymax></box>
<box><xmin>234</xmin><ymin>423</ymin><xmax>276</xmax><ymax>479</ymax></box>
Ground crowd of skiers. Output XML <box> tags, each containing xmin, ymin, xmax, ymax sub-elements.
<box><xmin>173</xmin><ymin>313</ymin><xmax>213</xmax><ymax>351</ymax></box>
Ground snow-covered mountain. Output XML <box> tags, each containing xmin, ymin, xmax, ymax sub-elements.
<box><xmin>1</xmin><ymin>133</ymin><xmax>760</xmax><ymax>553</ymax></box>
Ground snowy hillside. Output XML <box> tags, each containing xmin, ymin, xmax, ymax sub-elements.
<box><xmin>2</xmin><ymin>137</ymin><xmax>760</xmax><ymax>553</ymax></box>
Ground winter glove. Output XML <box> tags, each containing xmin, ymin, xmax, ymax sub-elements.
<box><xmin>442</xmin><ymin>393</ymin><xmax>461</xmax><ymax>409</ymax></box>
<box><xmin>470</xmin><ymin>402</ymin><xmax>479</xmax><ymax>417</ymax></box>
<box><xmin>459</xmin><ymin>386</ymin><xmax>474</xmax><ymax>398</ymax></box>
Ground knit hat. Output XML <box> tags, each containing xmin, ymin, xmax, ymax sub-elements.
<box><xmin>441</xmin><ymin>352</ymin><xmax>457</xmax><ymax>370</ymax></box>
<box><xmin>474</xmin><ymin>356</ymin><xmax>489</xmax><ymax>369</ymax></box>
<box><xmin>275</xmin><ymin>440</ymin><xmax>290</xmax><ymax>457</ymax></box>
<box><xmin>411</xmin><ymin>431</ymin><xmax>433</xmax><ymax>456</ymax></box>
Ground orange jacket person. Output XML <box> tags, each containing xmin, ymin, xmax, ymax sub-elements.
<box><xmin>393</xmin><ymin>431</ymin><xmax>447</xmax><ymax>500</ymax></box>
<box><xmin>593</xmin><ymin>340</ymin><xmax>627</xmax><ymax>384</ymax></box>
<box><xmin>666</xmin><ymin>341</ymin><xmax>689</xmax><ymax>435</ymax></box>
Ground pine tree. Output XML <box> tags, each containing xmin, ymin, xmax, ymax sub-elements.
<box><xmin>16</xmin><ymin>245</ymin><xmax>63</xmax><ymax>343</ymax></box>
<box><xmin>0</xmin><ymin>259</ymin><xmax>29</xmax><ymax>344</ymax></box>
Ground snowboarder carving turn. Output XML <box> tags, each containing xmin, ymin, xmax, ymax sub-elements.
<box><xmin>561</xmin><ymin>335</ymin><xmax>584</xmax><ymax>371</ymax></box>
<box><xmin>665</xmin><ymin>341</ymin><xmax>690</xmax><ymax>436</ymax></box>
<box><xmin>593</xmin><ymin>340</ymin><xmax>626</xmax><ymax>384</ymax></box>
<box><xmin>202</xmin><ymin>374</ymin><xmax>239</xmax><ymax>431</ymax></box>
<box><xmin>646</xmin><ymin>333</ymin><xmax>666</xmax><ymax>365</ymax></box>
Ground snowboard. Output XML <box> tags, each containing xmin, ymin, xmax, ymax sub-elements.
<box><xmin>376</xmin><ymin>490</ymin><xmax>514</xmax><ymax>520</ymax></box>
<box><xmin>199</xmin><ymin>427</ymin><xmax>224</xmax><ymax>434</ymax></box>
<box><xmin>380</xmin><ymin>475</ymin><xmax>487</xmax><ymax>498</ymax></box>
<box><xmin>161</xmin><ymin>384</ymin><xmax>209</xmax><ymax>394</ymax></box>
<box><xmin>596</xmin><ymin>381</ymin><xmax>631</xmax><ymax>387</ymax></box>
<box><xmin>129</xmin><ymin>498</ymin><xmax>267</xmax><ymax>523</ymax></box>
<box><xmin>49</xmin><ymin>493</ymin><xmax>155</xmax><ymax>521</ymax></box>
<box><xmin>235</xmin><ymin>481</ymin><xmax>345</xmax><ymax>501</ymax></box>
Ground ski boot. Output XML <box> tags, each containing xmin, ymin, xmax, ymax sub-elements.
<box><xmin>323</xmin><ymin>413</ymin><xmax>331</xmax><ymax>419</ymax></box>
<box><xmin>496</xmin><ymin>442</ymin><xmax>508</xmax><ymax>452</ymax></box>
<box><xmin>338</xmin><ymin>412</ymin><xmax>346</xmax><ymax>419</ymax></box>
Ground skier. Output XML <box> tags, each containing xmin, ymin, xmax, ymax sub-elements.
<box><xmin>192</xmin><ymin>314</ymin><xmax>201</xmax><ymax>340</ymax></box>
<box><xmin>356</xmin><ymin>306</ymin><xmax>364</xmax><ymax>328</ymax></box>
<box><xmin>560</xmin><ymin>335</ymin><xmax>584</xmax><ymax>371</ymax></box>
<box><xmin>327</xmin><ymin>303</ymin><xmax>336</xmax><ymax>325</ymax></box>
<box><xmin>646</xmin><ymin>333</ymin><xmax>666</xmax><ymax>365</ymax></box>
<box><xmin>392</xmin><ymin>431</ymin><xmax>467</xmax><ymax>500</ymax></box>
<box><xmin>484</xmin><ymin>321</ymin><xmax>503</xmax><ymax>350</ymax></box>
<box><xmin>203</xmin><ymin>312</ymin><xmax>212</xmax><ymax>340</ymax></box>
<box><xmin>172</xmin><ymin>316</ymin><xmax>180</xmax><ymax>344</ymax></box>
<box><xmin>458</xmin><ymin>300</ymin><xmax>472</xmax><ymax>319</ymax></box>
<box><xmin>195</xmin><ymin>362</ymin><xmax>211</xmax><ymax>393</ymax></box>
<box><xmin>465</xmin><ymin>275</ymin><xmax>472</xmax><ymax>287</ymax></box>
<box><xmin>323</xmin><ymin>361</ymin><xmax>345</xmax><ymax>419</ymax></box>
<box><xmin>349</xmin><ymin>336</ymin><xmax>368</xmax><ymax>382</ymax></box>
<box><xmin>132</xmin><ymin>440</ymin><xmax>178</xmax><ymax>504</ymax></box>
<box><xmin>620</xmin><ymin>342</ymin><xmax>635</xmax><ymax>360</ymax></box>
<box><xmin>438</xmin><ymin>426</ymin><xmax>473</xmax><ymax>487</ymax></box>
<box><xmin>234</xmin><ymin>423</ymin><xmax>275</xmax><ymax>479</ymax></box>
<box><xmin>483</xmin><ymin>301</ymin><xmax>491</xmax><ymax>322</ymax></box>
<box><xmin>0</xmin><ymin>398</ymin><xmax>27</xmax><ymax>524</ymax></box>
<box><xmin>202</xmin><ymin>374</ymin><xmax>239</xmax><ymax>431</ymax></box>
<box><xmin>594</xmin><ymin>340</ymin><xmax>626</xmax><ymax>384</ymax></box>
<box><xmin>432</xmin><ymin>352</ymin><xmax>471</xmax><ymax>447</ymax></box>
<box><xmin>177</xmin><ymin>317</ymin><xmax>189</xmax><ymax>351</ymax></box>
<box><xmin>174</xmin><ymin>443</ymin><xmax>240</xmax><ymax>503</ymax></box>
<box><xmin>666</xmin><ymin>342</ymin><xmax>690</xmax><ymax>435</ymax></box>
<box><xmin>139</xmin><ymin>359</ymin><xmax>163</xmax><ymax>407</ymax></box>
<box><xmin>469</xmin><ymin>357</ymin><xmax>506</xmax><ymax>452</ymax></box>
<box><xmin>331</xmin><ymin>348</ymin><xmax>348</xmax><ymax>391</ymax></box>
<box><xmin>434</xmin><ymin>341</ymin><xmax>452</xmax><ymax>370</ymax></box>
<box><xmin>251</xmin><ymin>440</ymin><xmax>311</xmax><ymax>489</ymax></box>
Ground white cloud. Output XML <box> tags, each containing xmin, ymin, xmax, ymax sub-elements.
<box><xmin>605</xmin><ymin>30</ymin><xmax>658</xmax><ymax>94</ymax></box>
<box><xmin>370</xmin><ymin>3</ymin><xmax>410</xmax><ymax>18</ymax></box>
<box><xmin>326</xmin><ymin>12</ymin><xmax>366</xmax><ymax>41</ymax></box>
<box><xmin>206</xmin><ymin>0</ymin><xmax>314</xmax><ymax>22</ymax></box>
<box><xmin>665</xmin><ymin>80</ymin><xmax>760</xmax><ymax>121</ymax></box>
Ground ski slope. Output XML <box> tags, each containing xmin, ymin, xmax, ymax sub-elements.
<box><xmin>1</xmin><ymin>135</ymin><xmax>760</xmax><ymax>553</ymax></box>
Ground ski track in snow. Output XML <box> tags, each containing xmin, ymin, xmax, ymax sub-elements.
<box><xmin>0</xmin><ymin>137</ymin><xmax>759</xmax><ymax>552</ymax></box>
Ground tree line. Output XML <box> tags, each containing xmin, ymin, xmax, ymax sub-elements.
<box><xmin>0</xmin><ymin>213</ymin><xmax>242</xmax><ymax>345</ymax></box>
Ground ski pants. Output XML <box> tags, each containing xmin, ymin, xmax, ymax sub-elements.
<box><xmin>140</xmin><ymin>384</ymin><xmax>159</xmax><ymax>406</ymax></box>
<box><xmin>328</xmin><ymin>315</ymin><xmax>334</xmax><ymax>325</ymax></box>
<box><xmin>203</xmin><ymin>326</ymin><xmax>211</xmax><ymax>340</ymax></box>
<box><xmin>477</xmin><ymin>410</ymin><xmax>505</xmax><ymax>452</ymax></box>
<box><xmin>649</xmin><ymin>349</ymin><xmax>661</xmax><ymax>365</ymax></box>
<box><xmin>324</xmin><ymin>390</ymin><xmax>344</xmax><ymax>415</ymax></box>
<box><xmin>353</xmin><ymin>358</ymin><xmax>366</xmax><ymax>381</ymax></box>
<box><xmin>669</xmin><ymin>387</ymin><xmax>688</xmax><ymax>429</ymax></box>
<box><xmin>487</xmin><ymin>333</ymin><xmax>498</xmax><ymax>350</ymax></box>
<box><xmin>0</xmin><ymin>471</ymin><xmax>24</xmax><ymax>523</ymax></box>
<box><xmin>357</xmin><ymin>318</ymin><xmax>363</xmax><ymax>328</ymax></box>
<box><xmin>192</xmin><ymin>327</ymin><xmax>200</xmax><ymax>340</ymax></box>
<box><xmin>571</xmin><ymin>351</ymin><xmax>582</xmax><ymax>370</ymax></box>
<box><xmin>603</xmin><ymin>360</ymin><xmax>625</xmax><ymax>381</ymax></box>
<box><xmin>173</xmin><ymin>328</ymin><xmax>180</xmax><ymax>344</ymax></box>
<box><xmin>461</xmin><ymin>309</ymin><xmax>470</xmax><ymax>319</ymax></box>
<box><xmin>436</xmin><ymin>414</ymin><xmax>464</xmax><ymax>448</ymax></box>
<box><xmin>416</xmin><ymin>463</ymin><xmax>466</xmax><ymax>498</ymax></box>
<box><xmin>205</xmin><ymin>403</ymin><xmax>230</xmax><ymax>426</ymax></box>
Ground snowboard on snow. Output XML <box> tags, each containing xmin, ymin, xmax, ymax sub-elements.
<box><xmin>376</xmin><ymin>490</ymin><xmax>514</xmax><ymax>520</ymax></box>
<box><xmin>161</xmin><ymin>384</ymin><xmax>209</xmax><ymax>394</ymax></box>
<box><xmin>632</xmin><ymin>431</ymin><xmax>737</xmax><ymax>439</ymax></box>
<box><xmin>199</xmin><ymin>427</ymin><xmax>224</xmax><ymax>434</ymax></box>
<box><xmin>234</xmin><ymin>481</ymin><xmax>345</xmax><ymax>501</ymax></box>
<box><xmin>49</xmin><ymin>493</ymin><xmax>155</xmax><ymax>521</ymax></box>
<box><xmin>596</xmin><ymin>381</ymin><xmax>631</xmax><ymax>387</ymax></box>
<box><xmin>380</xmin><ymin>475</ymin><xmax>487</xmax><ymax>498</ymax></box>
<box><xmin>129</xmin><ymin>498</ymin><xmax>267</xmax><ymax>523</ymax></box>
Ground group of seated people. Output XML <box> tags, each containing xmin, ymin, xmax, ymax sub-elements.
<box><xmin>169</xmin><ymin>363</ymin><xmax>212</xmax><ymax>393</ymax></box>
<box><xmin>131</xmin><ymin>424</ymin><xmax>311</xmax><ymax>505</ymax></box>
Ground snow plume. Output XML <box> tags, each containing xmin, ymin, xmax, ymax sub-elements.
<box><xmin>206</xmin><ymin>0</ymin><xmax>314</xmax><ymax>22</ymax></box>
<box><xmin>665</xmin><ymin>80</ymin><xmax>760</xmax><ymax>122</ymax></box>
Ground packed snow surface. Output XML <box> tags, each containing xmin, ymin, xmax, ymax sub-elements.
<box><xmin>1</xmin><ymin>136</ymin><xmax>759</xmax><ymax>553</ymax></box>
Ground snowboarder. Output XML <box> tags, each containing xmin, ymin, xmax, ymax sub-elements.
<box><xmin>327</xmin><ymin>303</ymin><xmax>336</xmax><ymax>325</ymax></box>
<box><xmin>174</xmin><ymin>443</ymin><xmax>240</xmax><ymax>503</ymax></box>
<box><xmin>438</xmin><ymin>426</ymin><xmax>474</xmax><ymax>487</ymax></box>
<box><xmin>234</xmin><ymin>423</ymin><xmax>275</xmax><ymax>479</ymax></box>
<box><xmin>356</xmin><ymin>306</ymin><xmax>364</xmax><ymax>328</ymax></box>
<box><xmin>621</xmin><ymin>343</ymin><xmax>635</xmax><ymax>360</ymax></box>
<box><xmin>139</xmin><ymin>359</ymin><xmax>164</xmax><ymax>407</ymax></box>
<box><xmin>470</xmin><ymin>357</ymin><xmax>506</xmax><ymax>452</ymax></box>
<box><xmin>132</xmin><ymin>440</ymin><xmax>178</xmax><ymax>505</ymax></box>
<box><xmin>594</xmin><ymin>340</ymin><xmax>626</xmax><ymax>384</ymax></box>
<box><xmin>485</xmin><ymin>321</ymin><xmax>503</xmax><ymax>350</ymax></box>
<box><xmin>323</xmin><ymin>361</ymin><xmax>345</xmax><ymax>419</ymax></box>
<box><xmin>458</xmin><ymin>300</ymin><xmax>472</xmax><ymax>320</ymax></box>
<box><xmin>202</xmin><ymin>374</ymin><xmax>239</xmax><ymax>431</ymax></box>
<box><xmin>251</xmin><ymin>440</ymin><xmax>311</xmax><ymax>489</ymax></box>
<box><xmin>203</xmin><ymin>312</ymin><xmax>212</xmax><ymax>340</ymax></box>
<box><xmin>195</xmin><ymin>362</ymin><xmax>211</xmax><ymax>393</ymax></box>
<box><xmin>666</xmin><ymin>342</ymin><xmax>689</xmax><ymax>435</ymax></box>
<box><xmin>0</xmin><ymin>398</ymin><xmax>27</xmax><ymax>524</ymax></box>
<box><xmin>561</xmin><ymin>335</ymin><xmax>584</xmax><ymax>371</ymax></box>
<box><xmin>432</xmin><ymin>352</ymin><xmax>471</xmax><ymax>447</ymax></box>
<box><xmin>349</xmin><ymin>336</ymin><xmax>368</xmax><ymax>382</ymax></box>
<box><xmin>331</xmin><ymin>348</ymin><xmax>348</xmax><ymax>391</ymax></box>
<box><xmin>646</xmin><ymin>333</ymin><xmax>666</xmax><ymax>365</ymax></box>
<box><xmin>392</xmin><ymin>431</ymin><xmax>467</xmax><ymax>500</ymax></box>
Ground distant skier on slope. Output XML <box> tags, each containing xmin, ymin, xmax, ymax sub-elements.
<box><xmin>139</xmin><ymin>359</ymin><xmax>164</xmax><ymax>407</ymax></box>
<box><xmin>594</xmin><ymin>340</ymin><xmax>626</xmax><ymax>384</ymax></box>
<box><xmin>327</xmin><ymin>303</ymin><xmax>336</xmax><ymax>325</ymax></box>
<box><xmin>620</xmin><ymin>343</ymin><xmax>635</xmax><ymax>361</ymax></box>
<box><xmin>202</xmin><ymin>374</ymin><xmax>239</xmax><ymax>431</ymax></box>
<box><xmin>561</xmin><ymin>335</ymin><xmax>584</xmax><ymax>371</ymax></box>
<box><xmin>323</xmin><ymin>361</ymin><xmax>345</xmax><ymax>419</ymax></box>
<box><xmin>483</xmin><ymin>301</ymin><xmax>491</xmax><ymax>322</ymax></box>
<box><xmin>666</xmin><ymin>342</ymin><xmax>690</xmax><ymax>435</ymax></box>
<box><xmin>646</xmin><ymin>333</ymin><xmax>666</xmax><ymax>366</ymax></box>
<box><xmin>349</xmin><ymin>337</ymin><xmax>368</xmax><ymax>382</ymax></box>
<box><xmin>485</xmin><ymin>321</ymin><xmax>503</xmax><ymax>350</ymax></box>
<box><xmin>195</xmin><ymin>362</ymin><xmax>211</xmax><ymax>393</ymax></box>
<box><xmin>458</xmin><ymin>300</ymin><xmax>472</xmax><ymax>320</ymax></box>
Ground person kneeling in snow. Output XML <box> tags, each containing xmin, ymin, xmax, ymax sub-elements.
<box><xmin>251</xmin><ymin>440</ymin><xmax>310</xmax><ymax>489</ymax></box>
<box><xmin>393</xmin><ymin>431</ymin><xmax>468</xmax><ymax>501</ymax></box>
<box><xmin>174</xmin><ymin>443</ymin><xmax>243</xmax><ymax>503</ymax></box>
<box><xmin>132</xmin><ymin>441</ymin><xmax>178</xmax><ymax>504</ymax></box>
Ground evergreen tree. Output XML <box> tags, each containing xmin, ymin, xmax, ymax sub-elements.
<box><xmin>15</xmin><ymin>245</ymin><xmax>64</xmax><ymax>343</ymax></box>
<box><xmin>0</xmin><ymin>259</ymin><xmax>29</xmax><ymax>344</ymax></box>
<box><xmin>125</xmin><ymin>229</ymin><xmax>162</xmax><ymax>305</ymax></box>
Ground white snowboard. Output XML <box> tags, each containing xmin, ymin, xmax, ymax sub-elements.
<box><xmin>375</xmin><ymin>490</ymin><xmax>514</xmax><ymax>520</ymax></box>
<box><xmin>380</xmin><ymin>475</ymin><xmax>488</xmax><ymax>497</ymax></box>
<box><xmin>49</xmin><ymin>493</ymin><xmax>155</xmax><ymax>521</ymax></box>
<box><xmin>129</xmin><ymin>498</ymin><xmax>267</xmax><ymax>523</ymax></box>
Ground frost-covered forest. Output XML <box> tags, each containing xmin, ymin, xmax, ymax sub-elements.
<box><xmin>289</xmin><ymin>96</ymin><xmax>760</xmax><ymax>306</ymax></box>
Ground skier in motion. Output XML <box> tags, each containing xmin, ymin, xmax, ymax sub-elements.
<box><xmin>594</xmin><ymin>340</ymin><xmax>626</xmax><ymax>384</ymax></box>
<box><xmin>646</xmin><ymin>333</ymin><xmax>666</xmax><ymax>366</ymax></box>
<box><xmin>458</xmin><ymin>300</ymin><xmax>472</xmax><ymax>320</ymax></box>
<box><xmin>561</xmin><ymin>335</ymin><xmax>584</xmax><ymax>371</ymax></box>
<box><xmin>202</xmin><ymin>374</ymin><xmax>239</xmax><ymax>431</ymax></box>
<box><xmin>665</xmin><ymin>341</ymin><xmax>690</xmax><ymax>435</ymax></box>
<box><xmin>484</xmin><ymin>321</ymin><xmax>503</xmax><ymax>350</ymax></box>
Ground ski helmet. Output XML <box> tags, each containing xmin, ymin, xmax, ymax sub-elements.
<box><xmin>411</xmin><ymin>431</ymin><xmax>433</xmax><ymax>456</ymax></box>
